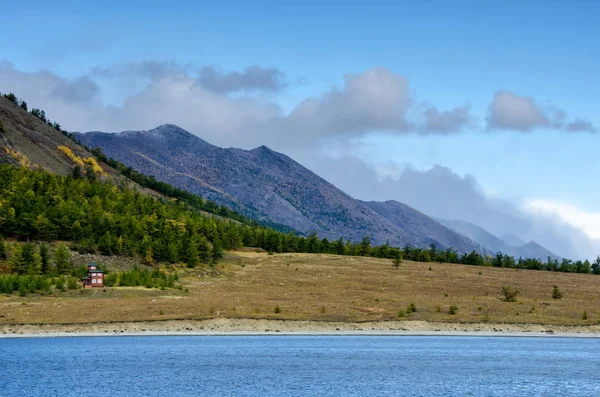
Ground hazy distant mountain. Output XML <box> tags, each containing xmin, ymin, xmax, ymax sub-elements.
<box><xmin>363</xmin><ymin>200</ymin><xmax>490</xmax><ymax>254</ymax></box>
<box><xmin>439</xmin><ymin>219</ymin><xmax>560</xmax><ymax>260</ymax></box>
<box><xmin>501</xmin><ymin>233</ymin><xmax>527</xmax><ymax>247</ymax></box>
<box><xmin>77</xmin><ymin>124</ymin><xmax>484</xmax><ymax>253</ymax></box>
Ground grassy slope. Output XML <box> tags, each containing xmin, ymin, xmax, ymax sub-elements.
<box><xmin>1</xmin><ymin>252</ymin><xmax>598</xmax><ymax>326</ymax></box>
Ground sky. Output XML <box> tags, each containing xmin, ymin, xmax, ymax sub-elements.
<box><xmin>1</xmin><ymin>0</ymin><xmax>599</xmax><ymax>258</ymax></box>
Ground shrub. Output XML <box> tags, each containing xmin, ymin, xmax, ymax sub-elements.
<box><xmin>582</xmin><ymin>311</ymin><xmax>588</xmax><ymax>320</ymax></box>
<box><xmin>320</xmin><ymin>305</ymin><xmax>326</xmax><ymax>314</ymax></box>
<box><xmin>407</xmin><ymin>303</ymin><xmax>417</xmax><ymax>313</ymax></box>
<box><xmin>397</xmin><ymin>310</ymin><xmax>405</xmax><ymax>318</ymax></box>
<box><xmin>67</xmin><ymin>277</ymin><xmax>79</xmax><ymax>290</ymax></box>
<box><xmin>0</xmin><ymin>274</ymin><xmax>52</xmax><ymax>295</ymax></box>
<box><xmin>448</xmin><ymin>304</ymin><xmax>458</xmax><ymax>315</ymax></box>
<box><xmin>501</xmin><ymin>286</ymin><xmax>518</xmax><ymax>302</ymax></box>
<box><xmin>274</xmin><ymin>305</ymin><xmax>281</xmax><ymax>314</ymax></box>
<box><xmin>552</xmin><ymin>285</ymin><xmax>563</xmax><ymax>300</ymax></box>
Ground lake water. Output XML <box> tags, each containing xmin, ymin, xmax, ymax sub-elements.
<box><xmin>1</xmin><ymin>335</ymin><xmax>599</xmax><ymax>396</ymax></box>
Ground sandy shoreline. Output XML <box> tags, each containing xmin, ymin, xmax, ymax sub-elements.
<box><xmin>1</xmin><ymin>318</ymin><xmax>599</xmax><ymax>339</ymax></box>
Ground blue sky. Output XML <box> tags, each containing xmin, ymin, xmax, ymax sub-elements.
<box><xmin>2</xmin><ymin>0</ymin><xmax>599</xmax><ymax>256</ymax></box>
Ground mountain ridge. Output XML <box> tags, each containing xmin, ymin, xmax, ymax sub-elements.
<box><xmin>77</xmin><ymin>124</ymin><xmax>486</xmax><ymax>253</ymax></box>
<box><xmin>438</xmin><ymin>219</ymin><xmax>560</xmax><ymax>260</ymax></box>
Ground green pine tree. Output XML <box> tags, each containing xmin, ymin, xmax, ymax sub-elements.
<box><xmin>10</xmin><ymin>243</ymin><xmax>26</xmax><ymax>274</ymax></box>
<box><xmin>22</xmin><ymin>242</ymin><xmax>36</xmax><ymax>274</ymax></box>
<box><xmin>54</xmin><ymin>245</ymin><xmax>71</xmax><ymax>274</ymax></box>
<box><xmin>39</xmin><ymin>243</ymin><xmax>50</xmax><ymax>274</ymax></box>
<box><xmin>0</xmin><ymin>235</ymin><xmax>7</xmax><ymax>260</ymax></box>
<box><xmin>393</xmin><ymin>252</ymin><xmax>403</xmax><ymax>270</ymax></box>
<box><xmin>186</xmin><ymin>243</ymin><xmax>199</xmax><ymax>268</ymax></box>
<box><xmin>212</xmin><ymin>238</ymin><xmax>223</xmax><ymax>261</ymax></box>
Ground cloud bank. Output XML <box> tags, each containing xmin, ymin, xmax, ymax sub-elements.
<box><xmin>0</xmin><ymin>62</ymin><xmax>595</xmax><ymax>149</ymax></box>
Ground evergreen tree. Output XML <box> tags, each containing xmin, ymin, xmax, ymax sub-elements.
<box><xmin>85</xmin><ymin>164</ymin><xmax>96</xmax><ymax>182</ymax></box>
<box><xmin>197</xmin><ymin>236</ymin><xmax>211</xmax><ymax>263</ymax></box>
<box><xmin>593</xmin><ymin>257</ymin><xmax>600</xmax><ymax>275</ymax></box>
<box><xmin>72</xmin><ymin>165</ymin><xmax>83</xmax><ymax>180</ymax></box>
<box><xmin>3</xmin><ymin>92</ymin><xmax>18</xmax><ymax>105</ymax></box>
<box><xmin>9</xmin><ymin>243</ymin><xmax>25</xmax><ymax>274</ymax></box>
<box><xmin>0</xmin><ymin>235</ymin><xmax>7</xmax><ymax>260</ymax></box>
<box><xmin>552</xmin><ymin>285</ymin><xmax>563</xmax><ymax>299</ymax></box>
<box><xmin>54</xmin><ymin>245</ymin><xmax>70</xmax><ymax>274</ymax></box>
<box><xmin>360</xmin><ymin>236</ymin><xmax>371</xmax><ymax>256</ymax></box>
<box><xmin>335</xmin><ymin>237</ymin><xmax>346</xmax><ymax>255</ymax></box>
<box><xmin>98</xmin><ymin>231</ymin><xmax>113</xmax><ymax>255</ymax></box>
<box><xmin>186</xmin><ymin>243</ymin><xmax>199</xmax><ymax>268</ymax></box>
<box><xmin>22</xmin><ymin>242</ymin><xmax>36</xmax><ymax>274</ymax></box>
<box><xmin>393</xmin><ymin>252</ymin><xmax>402</xmax><ymax>270</ymax></box>
<box><xmin>167</xmin><ymin>242</ymin><xmax>179</xmax><ymax>263</ymax></box>
<box><xmin>212</xmin><ymin>238</ymin><xmax>223</xmax><ymax>261</ymax></box>
<box><xmin>39</xmin><ymin>244</ymin><xmax>50</xmax><ymax>275</ymax></box>
<box><xmin>582</xmin><ymin>259</ymin><xmax>592</xmax><ymax>274</ymax></box>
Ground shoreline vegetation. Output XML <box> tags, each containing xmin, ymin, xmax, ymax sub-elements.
<box><xmin>2</xmin><ymin>318</ymin><xmax>599</xmax><ymax>338</ymax></box>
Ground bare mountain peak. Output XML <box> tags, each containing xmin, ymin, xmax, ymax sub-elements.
<box><xmin>252</xmin><ymin>144</ymin><xmax>272</xmax><ymax>152</ymax></box>
<box><xmin>138</xmin><ymin>124</ymin><xmax>198</xmax><ymax>139</ymax></box>
<box><xmin>440</xmin><ymin>219</ymin><xmax>560</xmax><ymax>260</ymax></box>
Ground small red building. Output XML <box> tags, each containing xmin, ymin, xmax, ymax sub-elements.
<box><xmin>81</xmin><ymin>262</ymin><xmax>104</xmax><ymax>288</ymax></box>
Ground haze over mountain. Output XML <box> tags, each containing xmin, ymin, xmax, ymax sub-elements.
<box><xmin>438</xmin><ymin>219</ymin><xmax>559</xmax><ymax>260</ymax></box>
<box><xmin>501</xmin><ymin>233</ymin><xmax>527</xmax><ymax>247</ymax></box>
<box><xmin>77</xmin><ymin>124</ymin><xmax>485</xmax><ymax>253</ymax></box>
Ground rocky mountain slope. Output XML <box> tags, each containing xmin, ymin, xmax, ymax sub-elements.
<box><xmin>77</xmin><ymin>124</ymin><xmax>485</xmax><ymax>252</ymax></box>
<box><xmin>438</xmin><ymin>219</ymin><xmax>560</xmax><ymax>259</ymax></box>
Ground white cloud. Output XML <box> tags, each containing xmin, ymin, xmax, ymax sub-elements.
<box><xmin>0</xmin><ymin>63</ymin><xmax>479</xmax><ymax>148</ymax></box>
<box><xmin>2</xmin><ymin>61</ymin><xmax>595</xmax><ymax>149</ymax></box>
<box><xmin>487</xmin><ymin>90</ymin><xmax>596</xmax><ymax>133</ymax></box>
<box><xmin>522</xmin><ymin>199</ymin><xmax>600</xmax><ymax>240</ymax></box>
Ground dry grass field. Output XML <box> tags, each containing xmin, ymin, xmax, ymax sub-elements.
<box><xmin>1</xmin><ymin>251</ymin><xmax>599</xmax><ymax>326</ymax></box>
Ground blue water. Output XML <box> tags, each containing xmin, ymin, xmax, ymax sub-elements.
<box><xmin>1</xmin><ymin>336</ymin><xmax>599</xmax><ymax>396</ymax></box>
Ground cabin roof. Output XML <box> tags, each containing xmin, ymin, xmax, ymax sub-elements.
<box><xmin>89</xmin><ymin>270</ymin><xmax>104</xmax><ymax>273</ymax></box>
<box><xmin>88</xmin><ymin>262</ymin><xmax>97</xmax><ymax>267</ymax></box>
